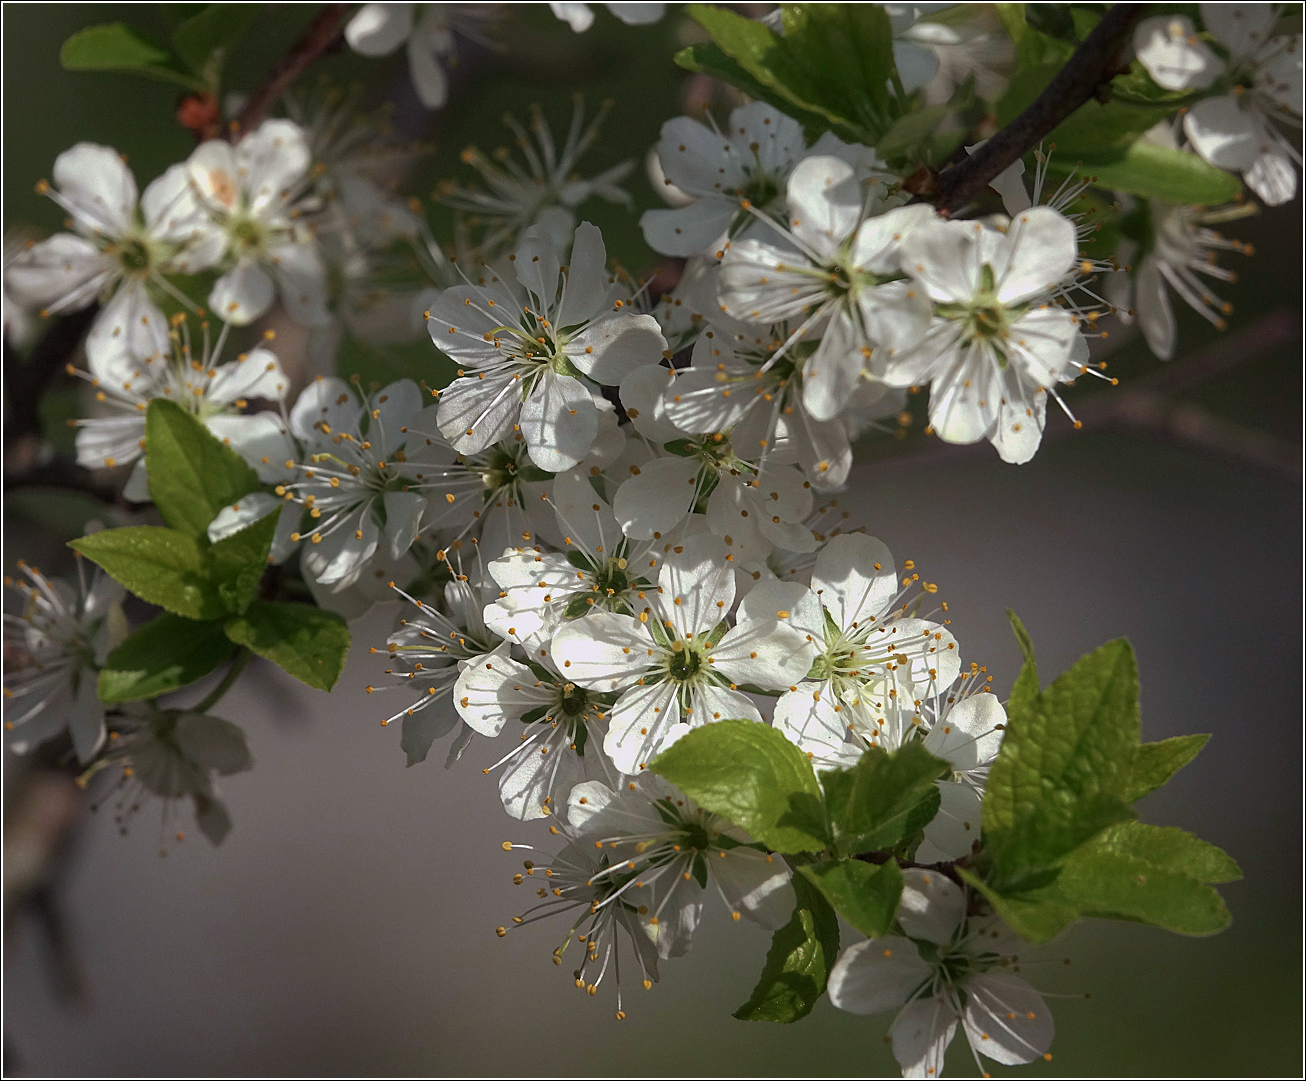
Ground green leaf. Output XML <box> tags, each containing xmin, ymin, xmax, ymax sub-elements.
<box><xmin>876</xmin><ymin>103</ymin><xmax>955</xmax><ymax>163</ymax></box>
<box><xmin>649</xmin><ymin>719</ymin><xmax>829</xmax><ymax>853</ymax></box>
<box><xmin>70</xmin><ymin>526</ymin><xmax>225</xmax><ymax>620</ymax></box>
<box><xmin>1127</xmin><ymin>733</ymin><xmax>1210</xmax><ymax>802</ymax></box>
<box><xmin>171</xmin><ymin>3</ymin><xmax>258</xmax><ymax>76</ymax></box>
<box><xmin>1007</xmin><ymin>609</ymin><xmax>1036</xmax><ymax>665</ymax></box>
<box><xmin>821</xmin><ymin>743</ymin><xmax>949</xmax><ymax>857</ymax></box>
<box><xmin>1077</xmin><ymin>821</ymin><xmax>1241</xmax><ymax>885</ymax></box>
<box><xmin>957</xmin><ymin>867</ymin><xmax>1080</xmax><ymax>945</ymax></box>
<box><xmin>798</xmin><ymin>858</ymin><xmax>904</xmax><ymax>938</ymax></box>
<box><xmin>223</xmin><ymin>601</ymin><xmax>350</xmax><ymax>691</ymax></box>
<box><xmin>733</xmin><ymin>872</ymin><xmax>840</xmax><ymax>1022</ymax></box>
<box><xmin>208</xmin><ymin>509</ymin><xmax>276</xmax><ymax>614</ymax></box>
<box><xmin>146</xmin><ymin>399</ymin><xmax>262</xmax><ymax>539</ymax></box>
<box><xmin>984</xmin><ymin>638</ymin><xmax>1140</xmax><ymax>891</ymax></box>
<box><xmin>97</xmin><ymin>613</ymin><xmax>235</xmax><ymax>702</ymax></box>
<box><xmin>60</xmin><ymin>23</ymin><xmax>204</xmax><ymax>90</ymax></box>
<box><xmin>1067</xmin><ymin>142</ymin><xmax>1243</xmax><ymax>203</ymax></box>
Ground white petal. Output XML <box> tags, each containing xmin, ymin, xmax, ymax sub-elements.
<box><xmin>206</xmin><ymin>347</ymin><xmax>290</xmax><ymax>403</ymax></box>
<box><xmin>345</xmin><ymin>2</ymin><xmax>414</xmax><ymax>54</ymax></box>
<box><xmin>711</xmin><ymin>620</ymin><xmax>814</xmax><ymax>688</ymax></box>
<box><xmin>513</xmin><ymin>225</ymin><xmax>562</xmax><ymax>308</ymax></box>
<box><xmin>52</xmin><ymin>143</ymin><xmax>136</xmax><ymax>236</ymax></box>
<box><xmin>1200</xmin><ymin>2</ymin><xmax>1276</xmax><ymax>58</ymax></box>
<box><xmin>567</xmin><ymin>778</ymin><xmax>618</xmax><ymax>830</ymax></box>
<box><xmin>382</xmin><ymin>490</ymin><xmax>427</xmax><ymax>560</ymax></box>
<box><xmin>551</xmin><ymin>468</ymin><xmax>618</xmax><ymax>555</ymax></box>
<box><xmin>993</xmin><ymin>207</ymin><xmax>1077</xmax><ymax>305</ymax></box>
<box><xmin>551</xmin><ymin>611</ymin><xmax>652</xmax><ymax>693</ymax></box>
<box><xmin>436</xmin><ymin>372</ymin><xmax>521</xmax><ymax>456</ymax></box>
<box><xmin>234</xmin><ymin>119</ymin><xmax>311</xmax><ymax>214</ymax></box>
<box><xmin>1135</xmin><ymin>258</ymin><xmax>1175</xmax><ymax>361</ymax></box>
<box><xmin>68</xmin><ymin>670</ymin><xmax>106</xmax><ymax>764</ymax></box>
<box><xmin>498</xmin><ymin>730</ymin><xmax>584</xmax><ymax>820</ymax></box>
<box><xmin>123</xmin><ymin>458</ymin><xmax>151</xmax><ymax>502</ymax></box>
<box><xmin>406</xmin><ymin>30</ymin><xmax>449</xmax><ymax>108</ymax></box>
<box><xmin>655</xmin><ymin>116</ymin><xmax>746</xmax><ymax>196</ymax></box>
<box><xmin>893</xmin><ymin>39</ymin><xmax>940</xmax><ymax>92</ymax></box>
<box><xmin>550</xmin><ymin>2</ymin><xmax>595</xmax><ymax>32</ymax></box>
<box><xmin>770</xmin><ymin>684</ymin><xmax>847</xmax><ymax>757</ymax></box>
<box><xmin>916</xmin><ymin>780</ymin><xmax>983</xmax><ymax>863</ymax></box>
<box><xmin>206</xmin><ymin>491</ymin><xmax>283</xmax><ymax>543</ymax></box>
<box><xmin>606</xmin><ymin>3</ymin><xmax>664</xmax><ymax>26</ymax></box>
<box><xmin>141</xmin><ymin>163</ymin><xmax>224</xmax><ymax>271</ymax></box>
<box><xmin>557</xmin><ymin>220</ymin><xmax>608</xmax><ymax>327</ymax></box>
<box><xmin>736</xmin><ymin>580</ymin><xmax>823</xmax><ymax>642</ymax></box>
<box><xmin>1244</xmin><ymin>140</ymin><xmax>1298</xmax><ymax>206</ymax></box>
<box><xmin>851</xmin><ymin>203</ymin><xmax>937</xmax><ymax>276</ymax></box>
<box><xmin>612</xmin><ymin>454</ymin><xmax>699</xmax><ymax>539</ymax></box>
<box><xmin>269</xmin><ymin>240</ymin><xmax>330</xmax><ymax>326</ymax></box>
<box><xmin>369</xmin><ymin>378</ymin><xmax>424</xmax><ymax>456</ymax></box>
<box><xmin>620</xmin><ymin>363</ymin><xmax>683</xmax><ymax>442</ymax></box>
<box><xmin>658</xmin><ymin>532</ymin><xmax>734</xmax><ymax>638</ymax></box>
<box><xmin>86</xmin><ymin>278</ymin><xmax>169</xmax><ymax>370</ymax></box>
<box><xmin>801</xmin><ymin>311</ymin><xmax>867</xmax><ymax>422</ymax></box>
<box><xmin>4</xmin><ymin>234</ymin><xmax>109</xmax><ymax>311</ymax></box>
<box><xmin>640</xmin><ymin>199</ymin><xmax>736</xmax><ymax>257</ymax></box>
<box><xmin>900</xmin><ymin>218</ymin><xmax>978</xmax><ymax>303</ymax></box>
<box><xmin>567</xmin><ymin>312</ymin><xmax>667</xmax><ymax>384</ymax></box>
<box><xmin>923</xmin><ymin>692</ymin><xmax>1004</xmax><ymax>770</ymax></box>
<box><xmin>827</xmin><ymin>937</ymin><xmax>933</xmax><ymax>1015</ymax></box>
<box><xmin>76</xmin><ymin>416</ymin><xmax>145</xmax><ymax>471</ymax></box>
<box><xmin>1133</xmin><ymin>15</ymin><xmax>1222</xmax><ymax>91</ymax></box>
<box><xmin>812</xmin><ymin>533</ymin><xmax>898</xmax><ymax>630</ymax></box>
<box><xmin>603</xmin><ymin>680</ymin><xmax>681</xmax><ymax>773</ymax></box>
<box><xmin>1183</xmin><ymin>95</ymin><xmax>1260</xmax><ymax>170</ymax></box>
<box><xmin>290</xmin><ymin>376</ymin><xmax>358</xmax><ymax>442</ymax></box>
<box><xmin>453</xmin><ymin>647</ymin><xmax>551</xmax><ymax>736</ymax></box>
<box><xmin>209</xmin><ymin>260</ymin><xmax>276</xmax><ymax>325</ymax></box>
<box><xmin>520</xmin><ymin>370</ymin><xmax>597</xmax><ymax>472</ymax></box>
<box><xmin>898</xmin><ymin>866</ymin><xmax>966</xmax><ymax>943</ymax></box>
<box><xmin>892</xmin><ymin>995</ymin><xmax>958</xmax><ymax>1078</ymax></box>
<box><xmin>301</xmin><ymin>506</ymin><xmax>379</xmax><ymax>587</ymax></box>
<box><xmin>785</xmin><ymin>155</ymin><xmax>861</xmax><ymax>262</ymax></box>
<box><xmin>687</xmin><ymin>682</ymin><xmax>763</xmax><ymax>729</ymax></box>
<box><xmin>962</xmin><ymin>972</ymin><xmax>1055</xmax><ymax>1066</ymax></box>
<box><xmin>713</xmin><ymin>847</ymin><xmax>795</xmax><ymax>929</ymax></box>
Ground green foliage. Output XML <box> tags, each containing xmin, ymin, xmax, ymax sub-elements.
<box><xmin>733</xmin><ymin>872</ymin><xmax>840</xmax><ymax>1023</ymax></box>
<box><xmin>208</xmin><ymin>511</ymin><xmax>278</xmax><ymax>614</ymax></box>
<box><xmin>1127</xmin><ymin>733</ymin><xmax>1210</xmax><ymax>802</ymax></box>
<box><xmin>71</xmin><ymin>526</ymin><xmax>228</xmax><ymax>620</ymax></box>
<box><xmin>98</xmin><ymin>613</ymin><xmax>235</xmax><ymax>703</ymax></box>
<box><xmin>223</xmin><ymin>600</ymin><xmax>350</xmax><ymax>691</ymax></box>
<box><xmin>798</xmin><ymin>858</ymin><xmax>904</xmax><ymax>938</ymax></box>
<box><xmin>650</xmin><ymin>719</ymin><xmax>829</xmax><ymax>853</ymax></box>
<box><xmin>676</xmin><ymin>3</ymin><xmax>901</xmax><ymax>147</ymax></box>
<box><xmin>61</xmin><ymin>5</ymin><xmax>258</xmax><ymax>93</ymax></box>
<box><xmin>1073</xmin><ymin>143</ymin><xmax>1244</xmax><ymax>204</ymax></box>
<box><xmin>60</xmin><ymin>23</ymin><xmax>205</xmax><ymax>90</ymax></box>
<box><xmin>983</xmin><ymin>637</ymin><xmax>1139</xmax><ymax>892</ymax></box>
<box><xmin>145</xmin><ymin>399</ymin><xmax>262</xmax><ymax>540</ymax></box>
<box><xmin>820</xmin><ymin>743</ymin><xmax>949</xmax><ymax>857</ymax></box>
<box><xmin>971</xmin><ymin>621</ymin><xmax>1238</xmax><ymax>944</ymax></box>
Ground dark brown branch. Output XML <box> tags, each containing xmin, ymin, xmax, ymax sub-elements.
<box><xmin>936</xmin><ymin>4</ymin><xmax>1148</xmax><ymax>212</ymax></box>
<box><xmin>230</xmin><ymin>3</ymin><xmax>350</xmax><ymax>139</ymax></box>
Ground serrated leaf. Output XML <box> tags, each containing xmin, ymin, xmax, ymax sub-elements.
<box><xmin>733</xmin><ymin>872</ymin><xmax>840</xmax><ymax>1022</ymax></box>
<box><xmin>208</xmin><ymin>509</ymin><xmax>276</xmax><ymax>614</ymax></box>
<box><xmin>820</xmin><ymin>743</ymin><xmax>949</xmax><ymax>857</ymax></box>
<box><xmin>61</xmin><ymin>23</ymin><xmax>204</xmax><ymax>90</ymax></box>
<box><xmin>1127</xmin><ymin>733</ymin><xmax>1210</xmax><ymax>802</ymax></box>
<box><xmin>223</xmin><ymin>600</ymin><xmax>349</xmax><ymax>691</ymax></box>
<box><xmin>649</xmin><ymin>720</ymin><xmax>829</xmax><ymax>854</ymax></box>
<box><xmin>984</xmin><ymin>638</ymin><xmax>1141</xmax><ymax>891</ymax></box>
<box><xmin>146</xmin><ymin>399</ymin><xmax>262</xmax><ymax>539</ymax></box>
<box><xmin>1078</xmin><ymin>821</ymin><xmax>1241</xmax><ymax>884</ymax></box>
<box><xmin>171</xmin><ymin>3</ymin><xmax>258</xmax><ymax>75</ymax></box>
<box><xmin>798</xmin><ymin>858</ymin><xmax>903</xmax><ymax>938</ymax></box>
<box><xmin>97</xmin><ymin>612</ymin><xmax>235</xmax><ymax>702</ymax></box>
<box><xmin>70</xmin><ymin>526</ymin><xmax>225</xmax><ymax>620</ymax></box>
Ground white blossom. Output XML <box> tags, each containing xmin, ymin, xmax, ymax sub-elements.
<box><xmin>6</xmin><ymin>143</ymin><xmax>221</xmax><ymax>368</ymax></box>
<box><xmin>3</xmin><ymin>560</ymin><xmax>126</xmax><ymax>763</ymax></box>
<box><xmin>550</xmin><ymin>3</ymin><xmax>664</xmax><ymax>34</ymax></box>
<box><xmin>186</xmin><ymin>119</ymin><xmax>330</xmax><ymax>325</ymax></box>
<box><xmin>828</xmin><ymin>869</ymin><xmax>1054</xmax><ymax>1078</ymax></box>
<box><xmin>885</xmin><ymin>207</ymin><xmax>1085</xmax><ymax>464</ymax></box>
<box><xmin>430</xmin><ymin>221</ymin><xmax>666</xmax><ymax>472</ymax></box>
<box><xmin>550</xmin><ymin>533</ymin><xmax>814</xmax><ymax>773</ymax></box>
<box><xmin>566</xmin><ymin>774</ymin><xmax>795</xmax><ymax>958</ymax></box>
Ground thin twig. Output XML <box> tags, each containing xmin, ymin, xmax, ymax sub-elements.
<box><xmin>936</xmin><ymin>4</ymin><xmax>1148</xmax><ymax>212</ymax></box>
<box><xmin>230</xmin><ymin>3</ymin><xmax>350</xmax><ymax>138</ymax></box>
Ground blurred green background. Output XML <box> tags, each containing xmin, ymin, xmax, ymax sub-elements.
<box><xmin>4</xmin><ymin>4</ymin><xmax>1301</xmax><ymax>1078</ymax></box>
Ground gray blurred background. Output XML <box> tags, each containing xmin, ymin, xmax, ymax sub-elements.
<box><xmin>4</xmin><ymin>4</ymin><xmax>1302</xmax><ymax>1077</ymax></box>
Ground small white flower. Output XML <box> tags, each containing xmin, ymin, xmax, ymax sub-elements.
<box><xmin>186</xmin><ymin>119</ymin><xmax>330</xmax><ymax>325</ymax></box>
<box><xmin>1150</xmin><ymin>5</ymin><xmax>1305</xmax><ymax>206</ymax></box>
<box><xmin>718</xmin><ymin>155</ymin><xmax>934</xmax><ymax>422</ymax></box>
<box><xmin>430</xmin><ymin>221</ymin><xmax>667</xmax><ymax>472</ymax></box>
<box><xmin>6</xmin><ymin>143</ymin><xmax>221</xmax><ymax>368</ymax></box>
<box><xmin>566</xmin><ymin>773</ymin><xmax>795</xmax><ymax>958</ymax></box>
<box><xmin>439</xmin><ymin>100</ymin><xmax>634</xmax><ymax>258</ymax></box>
<box><xmin>454</xmin><ymin>645</ymin><xmax>618</xmax><ymax>820</ymax></box>
<box><xmin>885</xmin><ymin>208</ymin><xmax>1084</xmax><ymax>464</ymax></box>
<box><xmin>551</xmin><ymin>533</ymin><xmax>814</xmax><ymax>773</ymax></box>
<box><xmin>345</xmin><ymin>3</ymin><xmax>497</xmax><ymax>110</ymax></box>
<box><xmin>3</xmin><ymin>560</ymin><xmax>126</xmax><ymax>763</ymax></box>
<box><xmin>550</xmin><ymin>2</ymin><xmax>664</xmax><ymax>34</ymax></box>
<box><xmin>68</xmin><ymin>316</ymin><xmax>291</xmax><ymax>500</ymax></box>
<box><xmin>828</xmin><ymin>869</ymin><xmax>1054</xmax><ymax>1078</ymax></box>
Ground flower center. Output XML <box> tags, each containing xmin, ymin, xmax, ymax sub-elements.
<box><xmin>229</xmin><ymin>213</ymin><xmax>268</xmax><ymax>254</ymax></box>
<box><xmin>113</xmin><ymin>235</ymin><xmax>154</xmax><ymax>275</ymax></box>
<box><xmin>666</xmin><ymin>642</ymin><xmax>702</xmax><ymax>683</ymax></box>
